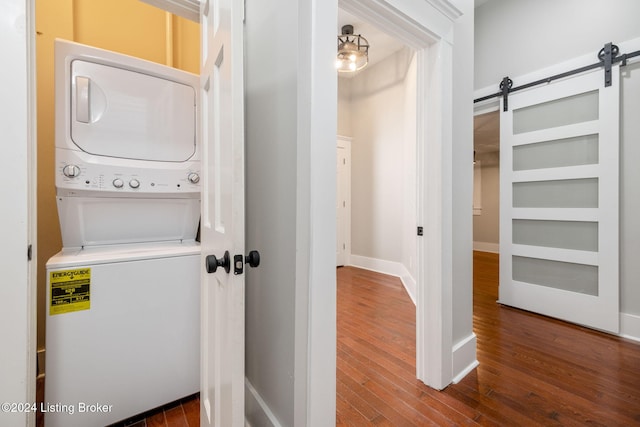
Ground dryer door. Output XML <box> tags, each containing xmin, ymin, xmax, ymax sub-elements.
<box><xmin>70</xmin><ymin>60</ymin><xmax>196</xmax><ymax>162</ymax></box>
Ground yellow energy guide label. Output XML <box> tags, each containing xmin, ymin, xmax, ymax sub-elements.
<box><xmin>50</xmin><ymin>268</ymin><xmax>91</xmax><ymax>315</ymax></box>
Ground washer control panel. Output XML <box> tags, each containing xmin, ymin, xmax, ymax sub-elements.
<box><xmin>56</xmin><ymin>150</ymin><xmax>200</xmax><ymax>195</ymax></box>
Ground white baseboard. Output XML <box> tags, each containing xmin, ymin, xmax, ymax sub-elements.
<box><xmin>349</xmin><ymin>254</ymin><xmax>416</xmax><ymax>304</ymax></box>
<box><xmin>620</xmin><ymin>312</ymin><xmax>640</xmax><ymax>343</ymax></box>
<box><xmin>451</xmin><ymin>333</ymin><xmax>478</xmax><ymax>384</ymax></box>
<box><xmin>400</xmin><ymin>273</ymin><xmax>417</xmax><ymax>305</ymax></box>
<box><xmin>473</xmin><ymin>241</ymin><xmax>499</xmax><ymax>253</ymax></box>
<box><xmin>245</xmin><ymin>378</ymin><xmax>281</xmax><ymax>427</ymax></box>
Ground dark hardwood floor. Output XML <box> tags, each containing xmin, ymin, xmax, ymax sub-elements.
<box><xmin>336</xmin><ymin>252</ymin><xmax>640</xmax><ymax>426</ymax></box>
<box><xmin>112</xmin><ymin>394</ymin><xmax>199</xmax><ymax>427</ymax></box>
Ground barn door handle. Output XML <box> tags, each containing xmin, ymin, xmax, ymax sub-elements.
<box><xmin>233</xmin><ymin>250</ymin><xmax>261</xmax><ymax>275</ymax></box>
<box><xmin>206</xmin><ymin>250</ymin><xmax>230</xmax><ymax>274</ymax></box>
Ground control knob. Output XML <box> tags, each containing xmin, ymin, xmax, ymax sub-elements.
<box><xmin>112</xmin><ymin>178</ymin><xmax>124</xmax><ymax>189</ymax></box>
<box><xmin>129</xmin><ymin>179</ymin><xmax>140</xmax><ymax>189</ymax></box>
<box><xmin>188</xmin><ymin>173</ymin><xmax>200</xmax><ymax>184</ymax></box>
<box><xmin>62</xmin><ymin>164</ymin><xmax>81</xmax><ymax>178</ymax></box>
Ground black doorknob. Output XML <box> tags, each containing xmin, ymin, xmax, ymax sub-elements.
<box><xmin>232</xmin><ymin>250</ymin><xmax>261</xmax><ymax>275</ymax></box>
<box><xmin>245</xmin><ymin>250</ymin><xmax>260</xmax><ymax>268</ymax></box>
<box><xmin>206</xmin><ymin>250</ymin><xmax>231</xmax><ymax>274</ymax></box>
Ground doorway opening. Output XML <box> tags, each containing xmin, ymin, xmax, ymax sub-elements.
<box><xmin>332</xmin><ymin>0</ymin><xmax>466</xmax><ymax>392</ymax></box>
<box><xmin>335</xmin><ymin>6</ymin><xmax>419</xmax><ymax>407</ymax></box>
<box><xmin>33</xmin><ymin>2</ymin><xmax>201</xmax><ymax>424</ymax></box>
<box><xmin>472</xmin><ymin>110</ymin><xmax>500</xmax><ymax>256</ymax></box>
<box><xmin>336</xmin><ymin>8</ymin><xmax>418</xmax><ymax>295</ymax></box>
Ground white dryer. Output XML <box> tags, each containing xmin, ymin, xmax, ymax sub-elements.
<box><xmin>45</xmin><ymin>40</ymin><xmax>201</xmax><ymax>427</ymax></box>
<box><xmin>53</xmin><ymin>40</ymin><xmax>201</xmax><ymax>249</ymax></box>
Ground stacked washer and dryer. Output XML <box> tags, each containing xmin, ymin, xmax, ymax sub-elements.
<box><xmin>45</xmin><ymin>40</ymin><xmax>201</xmax><ymax>427</ymax></box>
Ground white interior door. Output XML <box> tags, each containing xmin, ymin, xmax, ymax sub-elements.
<box><xmin>336</xmin><ymin>139</ymin><xmax>350</xmax><ymax>266</ymax></box>
<box><xmin>200</xmin><ymin>0</ymin><xmax>245</xmax><ymax>426</ymax></box>
<box><xmin>499</xmin><ymin>66</ymin><xmax>620</xmax><ymax>333</ymax></box>
<box><xmin>1</xmin><ymin>1</ymin><xmax>36</xmax><ymax>425</ymax></box>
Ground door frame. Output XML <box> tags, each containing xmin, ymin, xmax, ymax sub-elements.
<box><xmin>339</xmin><ymin>0</ymin><xmax>462</xmax><ymax>389</ymax></box>
<box><xmin>1</xmin><ymin>1</ymin><xmax>38</xmax><ymax>426</ymax></box>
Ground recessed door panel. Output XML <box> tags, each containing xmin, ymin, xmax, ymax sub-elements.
<box><xmin>512</xmin><ymin>219</ymin><xmax>598</xmax><ymax>251</ymax></box>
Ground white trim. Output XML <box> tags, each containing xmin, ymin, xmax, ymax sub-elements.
<box><xmin>511</xmin><ymin>121</ymin><xmax>599</xmax><ymax>147</ymax></box>
<box><xmin>27</xmin><ymin>0</ymin><xmax>38</xmax><ymax>421</ymax></box>
<box><xmin>512</xmin><ymin>208</ymin><xmax>599</xmax><ymax>222</ymax></box>
<box><xmin>302</xmin><ymin>1</ymin><xmax>338</xmax><ymax>424</ymax></box>
<box><xmin>426</xmin><ymin>0</ymin><xmax>463</xmax><ymax>20</ymax></box>
<box><xmin>451</xmin><ymin>333</ymin><xmax>479</xmax><ymax>384</ymax></box>
<box><xmin>512</xmin><ymin>244</ymin><xmax>599</xmax><ymax>266</ymax></box>
<box><xmin>402</xmin><ymin>273</ymin><xmax>417</xmax><ymax>305</ymax></box>
<box><xmin>419</xmin><ymin>39</ymin><xmax>455</xmax><ymax>390</ymax></box>
<box><xmin>348</xmin><ymin>255</ymin><xmax>417</xmax><ymax>305</ymax></box>
<box><xmin>620</xmin><ymin>313</ymin><xmax>640</xmax><ymax>343</ymax></box>
<box><xmin>474</xmin><ymin>101</ymin><xmax>500</xmax><ymax>116</ymax></box>
<box><xmin>244</xmin><ymin>379</ymin><xmax>282</xmax><ymax>427</ymax></box>
<box><xmin>138</xmin><ymin>0</ymin><xmax>199</xmax><ymax>22</ymax></box>
<box><xmin>340</xmin><ymin>0</ymin><xmax>456</xmax><ymax>47</ymax></box>
<box><xmin>473</xmin><ymin>242</ymin><xmax>499</xmax><ymax>253</ymax></box>
<box><xmin>0</xmin><ymin>1</ymin><xmax>37</xmax><ymax>426</ymax></box>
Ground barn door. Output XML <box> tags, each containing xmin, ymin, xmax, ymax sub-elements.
<box><xmin>499</xmin><ymin>66</ymin><xmax>620</xmax><ymax>333</ymax></box>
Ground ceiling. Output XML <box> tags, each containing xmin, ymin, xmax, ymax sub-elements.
<box><xmin>337</xmin><ymin>0</ymin><xmax>493</xmax><ymax>70</ymax></box>
<box><xmin>339</xmin><ymin>2</ymin><xmax>500</xmax><ymax>153</ymax></box>
<box><xmin>337</xmin><ymin>9</ymin><xmax>406</xmax><ymax>72</ymax></box>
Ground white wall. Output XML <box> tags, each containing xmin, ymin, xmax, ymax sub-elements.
<box><xmin>473</xmin><ymin>151</ymin><xmax>499</xmax><ymax>250</ymax></box>
<box><xmin>450</xmin><ymin>0</ymin><xmax>475</xmax><ymax>360</ymax></box>
<box><xmin>475</xmin><ymin>0</ymin><xmax>640</xmax><ymax>321</ymax></box>
<box><xmin>244</xmin><ymin>0</ymin><xmax>337</xmax><ymax>425</ymax></box>
<box><xmin>350</xmin><ymin>47</ymin><xmax>413</xmax><ymax>263</ymax></box>
<box><xmin>341</xmin><ymin>47</ymin><xmax>417</xmax><ymax>285</ymax></box>
<box><xmin>402</xmin><ymin>55</ymin><xmax>418</xmax><ymax>281</ymax></box>
<box><xmin>337</xmin><ymin>78</ymin><xmax>352</xmax><ymax>136</ymax></box>
<box><xmin>475</xmin><ymin>0</ymin><xmax>640</xmax><ymax>89</ymax></box>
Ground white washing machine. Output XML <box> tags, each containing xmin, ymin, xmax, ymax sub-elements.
<box><xmin>45</xmin><ymin>243</ymin><xmax>199</xmax><ymax>426</ymax></box>
<box><xmin>45</xmin><ymin>40</ymin><xmax>202</xmax><ymax>427</ymax></box>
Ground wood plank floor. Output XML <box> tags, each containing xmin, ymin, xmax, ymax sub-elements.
<box><xmin>336</xmin><ymin>252</ymin><xmax>640</xmax><ymax>426</ymax></box>
<box><xmin>111</xmin><ymin>394</ymin><xmax>199</xmax><ymax>427</ymax></box>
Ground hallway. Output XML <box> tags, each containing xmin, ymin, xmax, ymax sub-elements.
<box><xmin>336</xmin><ymin>253</ymin><xmax>640</xmax><ymax>425</ymax></box>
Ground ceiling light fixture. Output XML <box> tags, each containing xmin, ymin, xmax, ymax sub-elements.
<box><xmin>336</xmin><ymin>25</ymin><xmax>369</xmax><ymax>73</ymax></box>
